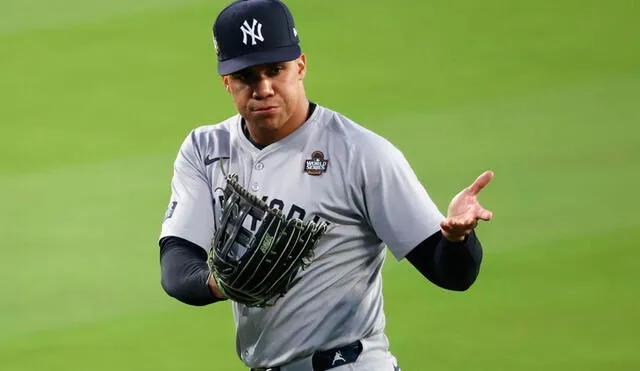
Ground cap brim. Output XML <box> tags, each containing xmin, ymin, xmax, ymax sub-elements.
<box><xmin>217</xmin><ymin>45</ymin><xmax>302</xmax><ymax>75</ymax></box>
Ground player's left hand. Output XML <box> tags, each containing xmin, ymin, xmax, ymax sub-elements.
<box><xmin>440</xmin><ymin>170</ymin><xmax>494</xmax><ymax>242</ymax></box>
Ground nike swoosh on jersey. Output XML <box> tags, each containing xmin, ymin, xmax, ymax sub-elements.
<box><xmin>204</xmin><ymin>155</ymin><xmax>230</xmax><ymax>166</ymax></box>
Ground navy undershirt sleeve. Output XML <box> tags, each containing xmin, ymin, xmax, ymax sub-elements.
<box><xmin>406</xmin><ymin>230</ymin><xmax>483</xmax><ymax>291</ymax></box>
<box><xmin>159</xmin><ymin>236</ymin><xmax>226</xmax><ymax>306</ymax></box>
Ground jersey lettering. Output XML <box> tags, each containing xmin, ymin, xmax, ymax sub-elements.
<box><xmin>215</xmin><ymin>193</ymin><xmax>323</xmax><ymax>232</ymax></box>
<box><xmin>287</xmin><ymin>204</ymin><xmax>306</xmax><ymax>221</ymax></box>
<box><xmin>268</xmin><ymin>199</ymin><xmax>285</xmax><ymax>211</ymax></box>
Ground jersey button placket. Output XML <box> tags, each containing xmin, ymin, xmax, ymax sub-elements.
<box><xmin>249</xmin><ymin>156</ymin><xmax>267</xmax><ymax>193</ymax></box>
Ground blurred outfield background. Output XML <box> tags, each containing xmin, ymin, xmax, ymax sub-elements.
<box><xmin>1</xmin><ymin>0</ymin><xmax>639</xmax><ymax>370</ymax></box>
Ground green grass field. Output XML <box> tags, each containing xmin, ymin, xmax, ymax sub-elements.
<box><xmin>1</xmin><ymin>0</ymin><xmax>639</xmax><ymax>370</ymax></box>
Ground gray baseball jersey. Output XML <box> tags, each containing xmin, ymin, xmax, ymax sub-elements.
<box><xmin>160</xmin><ymin>104</ymin><xmax>445</xmax><ymax>367</ymax></box>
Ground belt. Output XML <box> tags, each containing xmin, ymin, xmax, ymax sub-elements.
<box><xmin>250</xmin><ymin>340</ymin><xmax>363</xmax><ymax>371</ymax></box>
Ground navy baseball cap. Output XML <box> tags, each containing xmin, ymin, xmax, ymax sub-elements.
<box><xmin>213</xmin><ymin>0</ymin><xmax>301</xmax><ymax>75</ymax></box>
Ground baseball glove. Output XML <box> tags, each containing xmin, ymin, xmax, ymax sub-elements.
<box><xmin>207</xmin><ymin>173</ymin><xmax>328</xmax><ymax>308</ymax></box>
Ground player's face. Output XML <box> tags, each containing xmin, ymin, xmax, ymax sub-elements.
<box><xmin>222</xmin><ymin>55</ymin><xmax>307</xmax><ymax>142</ymax></box>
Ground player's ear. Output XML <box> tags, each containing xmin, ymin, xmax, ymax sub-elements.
<box><xmin>221</xmin><ymin>75</ymin><xmax>231</xmax><ymax>93</ymax></box>
<box><xmin>297</xmin><ymin>54</ymin><xmax>307</xmax><ymax>80</ymax></box>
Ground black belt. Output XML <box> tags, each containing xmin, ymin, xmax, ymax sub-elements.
<box><xmin>250</xmin><ymin>340</ymin><xmax>363</xmax><ymax>371</ymax></box>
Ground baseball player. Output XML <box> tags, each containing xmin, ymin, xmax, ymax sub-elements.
<box><xmin>158</xmin><ymin>1</ymin><xmax>494</xmax><ymax>370</ymax></box>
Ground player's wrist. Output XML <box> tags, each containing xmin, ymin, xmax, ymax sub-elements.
<box><xmin>207</xmin><ymin>272</ymin><xmax>228</xmax><ymax>300</ymax></box>
<box><xmin>441</xmin><ymin>229</ymin><xmax>467</xmax><ymax>243</ymax></box>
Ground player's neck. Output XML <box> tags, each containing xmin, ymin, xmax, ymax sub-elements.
<box><xmin>245</xmin><ymin>98</ymin><xmax>311</xmax><ymax>146</ymax></box>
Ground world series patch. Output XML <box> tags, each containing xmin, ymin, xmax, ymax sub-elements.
<box><xmin>304</xmin><ymin>151</ymin><xmax>328</xmax><ymax>176</ymax></box>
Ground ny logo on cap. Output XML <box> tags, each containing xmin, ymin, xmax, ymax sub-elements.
<box><xmin>240</xmin><ymin>18</ymin><xmax>264</xmax><ymax>45</ymax></box>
